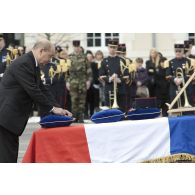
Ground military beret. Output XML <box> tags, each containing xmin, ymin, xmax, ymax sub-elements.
<box><xmin>40</xmin><ymin>114</ymin><xmax>74</xmax><ymax>128</ymax></box>
<box><xmin>91</xmin><ymin>109</ymin><xmax>125</xmax><ymax>124</ymax></box>
<box><xmin>55</xmin><ymin>45</ymin><xmax>62</xmax><ymax>53</ymax></box>
<box><xmin>73</xmin><ymin>40</ymin><xmax>80</xmax><ymax>47</ymax></box>
<box><xmin>174</xmin><ymin>44</ymin><xmax>184</xmax><ymax>49</ymax></box>
<box><xmin>127</xmin><ymin>108</ymin><xmax>161</xmax><ymax>120</ymax></box>
<box><xmin>108</xmin><ymin>39</ymin><xmax>119</xmax><ymax>47</ymax></box>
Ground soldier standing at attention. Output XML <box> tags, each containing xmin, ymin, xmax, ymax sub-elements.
<box><xmin>165</xmin><ymin>44</ymin><xmax>192</xmax><ymax>105</ymax></box>
<box><xmin>66</xmin><ymin>40</ymin><xmax>92</xmax><ymax>123</ymax></box>
<box><xmin>99</xmin><ymin>39</ymin><xmax>128</xmax><ymax>111</ymax></box>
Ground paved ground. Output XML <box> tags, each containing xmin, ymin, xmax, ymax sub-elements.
<box><xmin>18</xmin><ymin>122</ymin><xmax>40</xmax><ymax>162</ymax></box>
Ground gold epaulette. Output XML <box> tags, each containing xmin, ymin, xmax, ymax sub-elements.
<box><xmin>128</xmin><ymin>63</ymin><xmax>137</xmax><ymax>73</ymax></box>
<box><xmin>125</xmin><ymin>58</ymin><xmax>131</xmax><ymax>66</ymax></box>
<box><xmin>190</xmin><ymin>58</ymin><xmax>195</xmax><ymax>69</ymax></box>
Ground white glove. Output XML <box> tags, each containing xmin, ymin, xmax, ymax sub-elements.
<box><xmin>0</xmin><ymin>73</ymin><xmax>4</xmax><ymax>78</ymax></box>
<box><xmin>86</xmin><ymin>81</ymin><xmax>91</xmax><ymax>90</ymax></box>
<box><xmin>137</xmin><ymin>81</ymin><xmax>142</xmax><ymax>86</ymax></box>
<box><xmin>66</xmin><ymin>82</ymin><xmax>70</xmax><ymax>91</ymax></box>
<box><xmin>174</xmin><ymin>78</ymin><xmax>183</xmax><ymax>86</ymax></box>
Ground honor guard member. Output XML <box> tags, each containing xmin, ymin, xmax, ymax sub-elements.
<box><xmin>99</xmin><ymin>39</ymin><xmax>129</xmax><ymax>111</ymax></box>
<box><xmin>184</xmin><ymin>40</ymin><xmax>195</xmax><ymax>59</ymax></box>
<box><xmin>165</xmin><ymin>43</ymin><xmax>192</xmax><ymax>105</ymax></box>
<box><xmin>41</xmin><ymin>48</ymin><xmax>70</xmax><ymax>110</ymax></box>
<box><xmin>184</xmin><ymin>40</ymin><xmax>195</xmax><ymax>105</ymax></box>
<box><xmin>116</xmin><ymin>43</ymin><xmax>135</xmax><ymax>111</ymax></box>
<box><xmin>66</xmin><ymin>40</ymin><xmax>92</xmax><ymax>123</ymax></box>
<box><xmin>0</xmin><ymin>34</ymin><xmax>12</xmax><ymax>81</ymax></box>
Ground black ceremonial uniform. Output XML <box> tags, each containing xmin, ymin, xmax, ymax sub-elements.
<box><xmin>146</xmin><ymin>60</ymin><xmax>156</xmax><ymax>97</ymax></box>
<box><xmin>155</xmin><ymin>58</ymin><xmax>170</xmax><ymax>116</ymax></box>
<box><xmin>99</xmin><ymin>55</ymin><xmax>128</xmax><ymax>111</ymax></box>
<box><xmin>40</xmin><ymin>58</ymin><xmax>67</xmax><ymax>110</ymax></box>
<box><xmin>166</xmin><ymin>57</ymin><xmax>191</xmax><ymax>104</ymax></box>
<box><xmin>0</xmin><ymin>47</ymin><xmax>12</xmax><ymax>80</ymax></box>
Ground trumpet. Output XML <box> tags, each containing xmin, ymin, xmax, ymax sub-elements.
<box><xmin>175</xmin><ymin>67</ymin><xmax>192</xmax><ymax>108</ymax></box>
<box><xmin>109</xmin><ymin>74</ymin><xmax>119</xmax><ymax>109</ymax></box>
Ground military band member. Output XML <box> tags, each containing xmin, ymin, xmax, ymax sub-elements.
<box><xmin>184</xmin><ymin>40</ymin><xmax>195</xmax><ymax>59</ymax></box>
<box><xmin>184</xmin><ymin>40</ymin><xmax>195</xmax><ymax>105</ymax></box>
<box><xmin>0</xmin><ymin>34</ymin><xmax>12</xmax><ymax>80</ymax></box>
<box><xmin>99</xmin><ymin>39</ymin><xmax>129</xmax><ymax>111</ymax></box>
<box><xmin>165</xmin><ymin>44</ymin><xmax>192</xmax><ymax>105</ymax></box>
<box><xmin>116</xmin><ymin>43</ymin><xmax>136</xmax><ymax>111</ymax></box>
<box><xmin>40</xmin><ymin>49</ymin><xmax>70</xmax><ymax>110</ymax></box>
<box><xmin>66</xmin><ymin>40</ymin><xmax>92</xmax><ymax>123</ymax></box>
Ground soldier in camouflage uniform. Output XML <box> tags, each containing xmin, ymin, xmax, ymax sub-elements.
<box><xmin>66</xmin><ymin>40</ymin><xmax>92</xmax><ymax>123</ymax></box>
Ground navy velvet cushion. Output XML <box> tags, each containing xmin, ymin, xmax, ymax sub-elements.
<box><xmin>40</xmin><ymin>115</ymin><xmax>74</xmax><ymax>128</ymax></box>
<box><xmin>91</xmin><ymin>109</ymin><xmax>125</xmax><ymax>124</ymax></box>
<box><xmin>127</xmin><ymin>108</ymin><xmax>161</xmax><ymax>120</ymax></box>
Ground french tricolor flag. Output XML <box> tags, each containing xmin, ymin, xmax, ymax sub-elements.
<box><xmin>22</xmin><ymin>116</ymin><xmax>195</xmax><ymax>163</ymax></box>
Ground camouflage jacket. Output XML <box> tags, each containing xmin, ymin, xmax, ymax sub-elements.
<box><xmin>67</xmin><ymin>52</ymin><xmax>92</xmax><ymax>84</ymax></box>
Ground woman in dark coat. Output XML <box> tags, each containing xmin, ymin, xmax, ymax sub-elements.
<box><xmin>155</xmin><ymin>57</ymin><xmax>170</xmax><ymax>116</ymax></box>
<box><xmin>146</xmin><ymin>48</ymin><xmax>160</xmax><ymax>97</ymax></box>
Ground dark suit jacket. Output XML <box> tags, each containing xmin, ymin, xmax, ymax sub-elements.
<box><xmin>0</xmin><ymin>51</ymin><xmax>58</xmax><ymax>136</ymax></box>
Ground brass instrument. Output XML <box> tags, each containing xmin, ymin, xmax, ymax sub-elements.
<box><xmin>175</xmin><ymin>67</ymin><xmax>192</xmax><ymax>109</ymax></box>
<box><xmin>109</xmin><ymin>74</ymin><xmax>119</xmax><ymax>109</ymax></box>
<box><xmin>127</xmin><ymin>62</ymin><xmax>137</xmax><ymax>86</ymax></box>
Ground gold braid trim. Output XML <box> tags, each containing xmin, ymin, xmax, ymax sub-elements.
<box><xmin>142</xmin><ymin>153</ymin><xmax>195</xmax><ymax>163</ymax></box>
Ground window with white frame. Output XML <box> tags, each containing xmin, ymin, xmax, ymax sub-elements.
<box><xmin>188</xmin><ymin>33</ymin><xmax>195</xmax><ymax>45</ymax></box>
<box><xmin>87</xmin><ymin>33</ymin><xmax>101</xmax><ymax>47</ymax></box>
<box><xmin>86</xmin><ymin>33</ymin><xmax>120</xmax><ymax>47</ymax></box>
<box><xmin>105</xmin><ymin>33</ymin><xmax>119</xmax><ymax>46</ymax></box>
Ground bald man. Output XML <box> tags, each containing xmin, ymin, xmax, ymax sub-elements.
<box><xmin>0</xmin><ymin>39</ymin><xmax>72</xmax><ymax>163</ymax></box>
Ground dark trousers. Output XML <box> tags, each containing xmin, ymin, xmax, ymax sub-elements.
<box><xmin>0</xmin><ymin>126</ymin><xmax>19</xmax><ymax>163</ymax></box>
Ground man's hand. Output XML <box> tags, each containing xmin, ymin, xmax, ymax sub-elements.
<box><xmin>174</xmin><ymin>78</ymin><xmax>183</xmax><ymax>86</ymax></box>
<box><xmin>66</xmin><ymin>82</ymin><xmax>70</xmax><ymax>91</ymax></box>
<box><xmin>137</xmin><ymin>81</ymin><xmax>142</xmax><ymax>86</ymax></box>
<box><xmin>86</xmin><ymin>80</ymin><xmax>91</xmax><ymax>90</ymax></box>
<box><xmin>109</xmin><ymin>73</ymin><xmax>118</xmax><ymax>82</ymax></box>
<box><xmin>52</xmin><ymin>107</ymin><xmax>72</xmax><ymax>117</ymax></box>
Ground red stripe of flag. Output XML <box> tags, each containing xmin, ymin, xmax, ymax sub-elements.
<box><xmin>22</xmin><ymin>125</ymin><xmax>91</xmax><ymax>163</ymax></box>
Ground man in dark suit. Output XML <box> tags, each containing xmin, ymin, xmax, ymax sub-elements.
<box><xmin>0</xmin><ymin>39</ymin><xmax>72</xmax><ymax>163</ymax></box>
